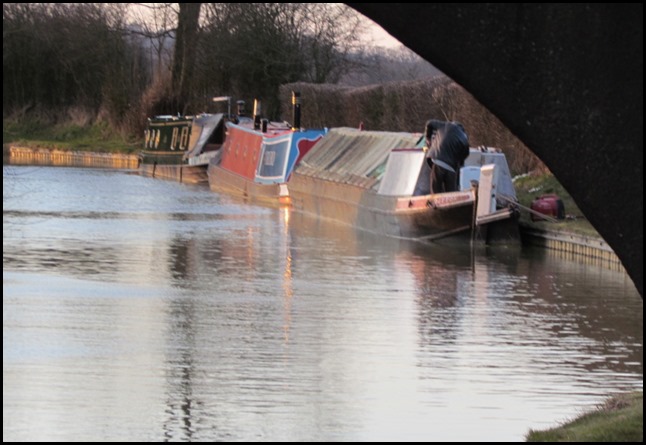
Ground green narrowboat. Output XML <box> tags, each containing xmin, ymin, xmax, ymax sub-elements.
<box><xmin>141</xmin><ymin>115</ymin><xmax>194</xmax><ymax>165</ymax></box>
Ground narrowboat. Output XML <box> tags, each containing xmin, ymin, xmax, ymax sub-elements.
<box><xmin>207</xmin><ymin>94</ymin><xmax>326</xmax><ymax>205</ymax></box>
<box><xmin>139</xmin><ymin>110</ymin><xmax>226</xmax><ymax>184</ymax></box>
<box><xmin>140</xmin><ymin>114</ymin><xmax>192</xmax><ymax>163</ymax></box>
<box><xmin>288</xmin><ymin>127</ymin><xmax>519</xmax><ymax>244</ymax></box>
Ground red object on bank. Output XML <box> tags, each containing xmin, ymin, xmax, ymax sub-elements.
<box><xmin>530</xmin><ymin>194</ymin><xmax>565</xmax><ymax>221</ymax></box>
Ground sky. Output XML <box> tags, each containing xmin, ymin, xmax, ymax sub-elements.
<box><xmin>366</xmin><ymin>22</ymin><xmax>402</xmax><ymax>49</ymax></box>
<box><xmin>129</xmin><ymin>4</ymin><xmax>404</xmax><ymax>50</ymax></box>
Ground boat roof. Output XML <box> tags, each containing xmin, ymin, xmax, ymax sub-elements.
<box><xmin>185</xmin><ymin>113</ymin><xmax>224</xmax><ymax>159</ymax></box>
<box><xmin>295</xmin><ymin>127</ymin><xmax>421</xmax><ymax>188</ymax></box>
<box><xmin>148</xmin><ymin>115</ymin><xmax>193</xmax><ymax>122</ymax></box>
<box><xmin>226</xmin><ymin>118</ymin><xmax>293</xmax><ymax>138</ymax></box>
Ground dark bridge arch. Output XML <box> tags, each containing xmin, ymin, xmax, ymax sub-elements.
<box><xmin>349</xmin><ymin>3</ymin><xmax>643</xmax><ymax>296</ymax></box>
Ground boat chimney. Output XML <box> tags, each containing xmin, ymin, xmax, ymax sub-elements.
<box><xmin>291</xmin><ymin>91</ymin><xmax>301</xmax><ymax>131</ymax></box>
<box><xmin>253</xmin><ymin>98</ymin><xmax>262</xmax><ymax>130</ymax></box>
<box><xmin>212</xmin><ymin>96</ymin><xmax>232</xmax><ymax>117</ymax></box>
<box><xmin>261</xmin><ymin>119</ymin><xmax>268</xmax><ymax>133</ymax></box>
<box><xmin>236</xmin><ymin>100</ymin><xmax>246</xmax><ymax>117</ymax></box>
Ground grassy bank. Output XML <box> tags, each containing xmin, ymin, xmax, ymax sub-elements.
<box><xmin>513</xmin><ymin>171</ymin><xmax>600</xmax><ymax>237</ymax></box>
<box><xmin>526</xmin><ymin>392</ymin><xmax>643</xmax><ymax>442</ymax></box>
<box><xmin>3</xmin><ymin>120</ymin><xmax>141</xmax><ymax>154</ymax></box>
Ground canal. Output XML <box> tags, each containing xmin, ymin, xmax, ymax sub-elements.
<box><xmin>3</xmin><ymin>166</ymin><xmax>642</xmax><ymax>441</ymax></box>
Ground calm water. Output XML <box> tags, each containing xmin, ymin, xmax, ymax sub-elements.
<box><xmin>3</xmin><ymin>166</ymin><xmax>642</xmax><ymax>441</ymax></box>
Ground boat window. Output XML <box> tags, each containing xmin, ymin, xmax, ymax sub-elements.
<box><xmin>171</xmin><ymin>127</ymin><xmax>179</xmax><ymax>150</ymax></box>
<box><xmin>257</xmin><ymin>138</ymin><xmax>290</xmax><ymax>180</ymax></box>
<box><xmin>180</xmin><ymin>127</ymin><xmax>190</xmax><ymax>150</ymax></box>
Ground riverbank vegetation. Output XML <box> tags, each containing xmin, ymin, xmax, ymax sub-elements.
<box><xmin>3</xmin><ymin>119</ymin><xmax>140</xmax><ymax>154</ymax></box>
<box><xmin>278</xmin><ymin>80</ymin><xmax>542</xmax><ymax>175</ymax></box>
<box><xmin>3</xmin><ymin>3</ymin><xmax>542</xmax><ymax>174</ymax></box>
<box><xmin>513</xmin><ymin>171</ymin><xmax>600</xmax><ymax>237</ymax></box>
<box><xmin>3</xmin><ymin>3</ymin><xmax>373</xmax><ymax>136</ymax></box>
<box><xmin>526</xmin><ymin>392</ymin><xmax>643</xmax><ymax>442</ymax></box>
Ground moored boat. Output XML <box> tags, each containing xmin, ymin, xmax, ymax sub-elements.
<box><xmin>207</xmin><ymin>94</ymin><xmax>326</xmax><ymax>205</ymax></box>
<box><xmin>288</xmin><ymin>126</ymin><xmax>519</xmax><ymax>244</ymax></box>
<box><xmin>140</xmin><ymin>114</ymin><xmax>193</xmax><ymax>164</ymax></box>
<box><xmin>139</xmin><ymin>112</ymin><xmax>226</xmax><ymax>184</ymax></box>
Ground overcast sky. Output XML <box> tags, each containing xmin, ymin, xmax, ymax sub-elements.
<box><xmin>363</xmin><ymin>18</ymin><xmax>402</xmax><ymax>49</ymax></box>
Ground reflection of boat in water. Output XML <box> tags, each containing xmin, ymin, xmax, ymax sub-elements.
<box><xmin>140</xmin><ymin>112</ymin><xmax>227</xmax><ymax>184</ymax></box>
<box><xmin>207</xmin><ymin>95</ymin><xmax>326</xmax><ymax>206</ymax></box>
<box><xmin>289</xmin><ymin>127</ymin><xmax>519</xmax><ymax>243</ymax></box>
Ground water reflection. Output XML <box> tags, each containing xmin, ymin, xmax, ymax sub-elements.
<box><xmin>159</xmin><ymin>206</ymin><xmax>293</xmax><ymax>441</ymax></box>
<box><xmin>408</xmin><ymin>244</ymin><xmax>642</xmax><ymax>409</ymax></box>
<box><xmin>3</xmin><ymin>166</ymin><xmax>642</xmax><ymax>442</ymax></box>
<box><xmin>163</xmin><ymin>291</ymin><xmax>199</xmax><ymax>441</ymax></box>
<box><xmin>280</xmin><ymin>208</ymin><xmax>294</xmax><ymax>344</ymax></box>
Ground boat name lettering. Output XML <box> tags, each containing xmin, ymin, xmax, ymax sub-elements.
<box><xmin>430</xmin><ymin>193</ymin><xmax>472</xmax><ymax>207</ymax></box>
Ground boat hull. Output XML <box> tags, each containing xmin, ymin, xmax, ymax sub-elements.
<box><xmin>288</xmin><ymin>172</ymin><xmax>476</xmax><ymax>240</ymax></box>
<box><xmin>208</xmin><ymin>163</ymin><xmax>290</xmax><ymax>206</ymax></box>
<box><xmin>139</xmin><ymin>163</ymin><xmax>208</xmax><ymax>184</ymax></box>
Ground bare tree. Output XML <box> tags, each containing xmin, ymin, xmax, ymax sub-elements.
<box><xmin>296</xmin><ymin>3</ymin><xmax>367</xmax><ymax>84</ymax></box>
<box><xmin>194</xmin><ymin>3</ymin><xmax>369</xmax><ymax>118</ymax></box>
<box><xmin>127</xmin><ymin>3</ymin><xmax>177</xmax><ymax>81</ymax></box>
<box><xmin>3</xmin><ymin>3</ymin><xmax>146</xmax><ymax>124</ymax></box>
<box><xmin>6</xmin><ymin>2</ymin><xmax>456</xmax><ymax>136</ymax></box>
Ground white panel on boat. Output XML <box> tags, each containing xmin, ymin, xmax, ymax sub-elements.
<box><xmin>459</xmin><ymin>166</ymin><xmax>481</xmax><ymax>191</ymax></box>
<box><xmin>188</xmin><ymin>149</ymin><xmax>221</xmax><ymax>166</ymax></box>
<box><xmin>476</xmin><ymin>164</ymin><xmax>498</xmax><ymax>218</ymax></box>
<box><xmin>378</xmin><ymin>149</ymin><xmax>426</xmax><ymax>196</ymax></box>
<box><xmin>465</xmin><ymin>148</ymin><xmax>516</xmax><ymax>201</ymax></box>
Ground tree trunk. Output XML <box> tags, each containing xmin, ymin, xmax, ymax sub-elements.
<box><xmin>172</xmin><ymin>3</ymin><xmax>201</xmax><ymax>114</ymax></box>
